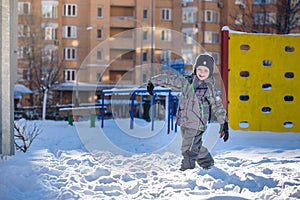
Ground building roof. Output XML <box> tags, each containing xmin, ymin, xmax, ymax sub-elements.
<box><xmin>51</xmin><ymin>82</ymin><xmax>115</xmax><ymax>91</ymax></box>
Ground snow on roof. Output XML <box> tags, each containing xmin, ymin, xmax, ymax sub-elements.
<box><xmin>52</xmin><ymin>82</ymin><xmax>115</xmax><ymax>91</ymax></box>
<box><xmin>222</xmin><ymin>26</ymin><xmax>300</xmax><ymax>36</ymax></box>
<box><xmin>103</xmin><ymin>86</ymin><xmax>181</xmax><ymax>96</ymax></box>
<box><xmin>14</xmin><ymin>84</ymin><xmax>33</xmax><ymax>94</ymax></box>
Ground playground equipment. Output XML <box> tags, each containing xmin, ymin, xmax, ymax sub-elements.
<box><xmin>221</xmin><ymin>27</ymin><xmax>300</xmax><ymax>132</ymax></box>
<box><xmin>100</xmin><ymin>87</ymin><xmax>180</xmax><ymax>134</ymax></box>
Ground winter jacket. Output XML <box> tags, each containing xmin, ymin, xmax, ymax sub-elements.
<box><xmin>150</xmin><ymin>73</ymin><xmax>227</xmax><ymax>131</ymax></box>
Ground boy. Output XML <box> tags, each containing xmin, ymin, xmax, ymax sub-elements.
<box><xmin>147</xmin><ymin>54</ymin><xmax>229</xmax><ymax>171</ymax></box>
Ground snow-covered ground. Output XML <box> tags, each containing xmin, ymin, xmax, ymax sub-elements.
<box><xmin>1</xmin><ymin>118</ymin><xmax>300</xmax><ymax>200</ymax></box>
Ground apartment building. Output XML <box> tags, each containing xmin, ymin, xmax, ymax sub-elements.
<box><xmin>16</xmin><ymin>0</ymin><xmax>222</xmax><ymax>105</ymax></box>
<box><xmin>16</xmin><ymin>0</ymin><xmax>299</xmax><ymax>106</ymax></box>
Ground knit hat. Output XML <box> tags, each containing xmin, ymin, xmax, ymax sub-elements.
<box><xmin>194</xmin><ymin>54</ymin><xmax>215</xmax><ymax>78</ymax></box>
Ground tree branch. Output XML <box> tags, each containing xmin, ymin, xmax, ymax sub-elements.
<box><xmin>14</xmin><ymin>119</ymin><xmax>41</xmax><ymax>153</ymax></box>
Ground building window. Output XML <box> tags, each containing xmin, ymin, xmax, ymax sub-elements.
<box><xmin>63</xmin><ymin>69</ymin><xmax>76</xmax><ymax>82</ymax></box>
<box><xmin>97</xmin><ymin>28</ymin><xmax>103</xmax><ymax>40</ymax></box>
<box><xmin>142</xmin><ymin>51</ymin><xmax>148</xmax><ymax>62</ymax></box>
<box><xmin>18</xmin><ymin>46</ymin><xmax>32</xmax><ymax>59</ymax></box>
<box><xmin>208</xmin><ymin>52</ymin><xmax>220</xmax><ymax>65</ymax></box>
<box><xmin>63</xmin><ymin>25</ymin><xmax>77</xmax><ymax>38</ymax></box>
<box><xmin>182</xmin><ymin>49</ymin><xmax>195</xmax><ymax>65</ymax></box>
<box><xmin>21</xmin><ymin>69</ymin><xmax>30</xmax><ymax>81</ymax></box>
<box><xmin>267</xmin><ymin>13</ymin><xmax>276</xmax><ymax>24</ymax></box>
<box><xmin>183</xmin><ymin>29</ymin><xmax>197</xmax><ymax>44</ymax></box>
<box><xmin>18</xmin><ymin>2</ymin><xmax>31</xmax><ymax>15</ymax></box>
<box><xmin>63</xmin><ymin>4</ymin><xmax>77</xmax><ymax>17</ymax></box>
<box><xmin>143</xmin><ymin>30</ymin><xmax>148</xmax><ymax>40</ymax></box>
<box><xmin>143</xmin><ymin>9</ymin><xmax>148</xmax><ymax>19</ymax></box>
<box><xmin>41</xmin><ymin>66</ymin><xmax>53</xmax><ymax>80</ymax></box>
<box><xmin>42</xmin><ymin>47</ymin><xmax>58</xmax><ymax>62</ymax></box>
<box><xmin>182</xmin><ymin>11</ymin><xmax>197</xmax><ymax>23</ymax></box>
<box><xmin>97</xmin><ymin>49</ymin><xmax>102</xmax><ymax>61</ymax></box>
<box><xmin>203</xmin><ymin>10</ymin><xmax>220</xmax><ymax>23</ymax></box>
<box><xmin>235</xmin><ymin>0</ymin><xmax>245</xmax><ymax>4</ymax></box>
<box><xmin>161</xmin><ymin>50</ymin><xmax>171</xmax><ymax>62</ymax></box>
<box><xmin>63</xmin><ymin>47</ymin><xmax>77</xmax><ymax>60</ymax></box>
<box><xmin>182</xmin><ymin>8</ymin><xmax>197</xmax><ymax>24</ymax></box>
<box><xmin>253</xmin><ymin>0</ymin><xmax>277</xmax><ymax>4</ymax></box>
<box><xmin>97</xmin><ymin>73</ymin><xmax>102</xmax><ymax>83</ymax></box>
<box><xmin>253</xmin><ymin>13</ymin><xmax>264</xmax><ymax>25</ymax></box>
<box><xmin>161</xmin><ymin>29</ymin><xmax>171</xmax><ymax>41</ymax></box>
<box><xmin>161</xmin><ymin>8</ymin><xmax>172</xmax><ymax>21</ymax></box>
<box><xmin>235</xmin><ymin>14</ymin><xmax>244</xmax><ymax>25</ymax></box>
<box><xmin>17</xmin><ymin>47</ymin><xmax>24</xmax><ymax>59</ymax></box>
<box><xmin>18</xmin><ymin>24</ymin><xmax>31</xmax><ymax>37</ymax></box>
<box><xmin>296</xmin><ymin>12</ymin><xmax>300</xmax><ymax>26</ymax></box>
<box><xmin>97</xmin><ymin>7</ymin><xmax>103</xmax><ymax>18</ymax></box>
<box><xmin>203</xmin><ymin>31</ymin><xmax>219</xmax><ymax>44</ymax></box>
<box><xmin>253</xmin><ymin>12</ymin><xmax>276</xmax><ymax>25</ymax></box>
<box><xmin>44</xmin><ymin>27</ymin><xmax>57</xmax><ymax>40</ymax></box>
<box><xmin>42</xmin><ymin>4</ymin><xmax>58</xmax><ymax>18</ymax></box>
<box><xmin>142</xmin><ymin>73</ymin><xmax>147</xmax><ymax>84</ymax></box>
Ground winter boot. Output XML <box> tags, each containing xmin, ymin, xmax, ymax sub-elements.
<box><xmin>179</xmin><ymin>152</ymin><xmax>196</xmax><ymax>171</ymax></box>
<box><xmin>197</xmin><ymin>152</ymin><xmax>214</xmax><ymax>170</ymax></box>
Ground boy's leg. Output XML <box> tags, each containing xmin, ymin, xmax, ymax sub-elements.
<box><xmin>197</xmin><ymin>146</ymin><xmax>214</xmax><ymax>169</ymax></box>
<box><xmin>180</xmin><ymin>127</ymin><xmax>203</xmax><ymax>171</ymax></box>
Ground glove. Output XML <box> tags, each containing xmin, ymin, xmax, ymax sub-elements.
<box><xmin>219</xmin><ymin>121</ymin><xmax>229</xmax><ymax>142</ymax></box>
<box><xmin>147</xmin><ymin>81</ymin><xmax>154</xmax><ymax>95</ymax></box>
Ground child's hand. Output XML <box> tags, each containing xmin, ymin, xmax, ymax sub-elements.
<box><xmin>147</xmin><ymin>81</ymin><xmax>154</xmax><ymax>95</ymax></box>
<box><xmin>219</xmin><ymin>121</ymin><xmax>229</xmax><ymax>142</ymax></box>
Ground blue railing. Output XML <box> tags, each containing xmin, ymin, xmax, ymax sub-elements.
<box><xmin>100</xmin><ymin>88</ymin><xmax>179</xmax><ymax>134</ymax></box>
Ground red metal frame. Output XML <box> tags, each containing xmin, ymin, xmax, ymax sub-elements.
<box><xmin>221</xmin><ymin>29</ymin><xmax>229</xmax><ymax>112</ymax></box>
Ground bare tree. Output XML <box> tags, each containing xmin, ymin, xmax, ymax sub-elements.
<box><xmin>275</xmin><ymin>0</ymin><xmax>300</xmax><ymax>34</ymax></box>
<box><xmin>18</xmin><ymin>8</ymin><xmax>66</xmax><ymax>120</ymax></box>
<box><xmin>229</xmin><ymin>0</ymin><xmax>258</xmax><ymax>33</ymax></box>
<box><xmin>229</xmin><ymin>0</ymin><xmax>300</xmax><ymax>34</ymax></box>
<box><xmin>14</xmin><ymin>119</ymin><xmax>41</xmax><ymax>153</ymax></box>
<box><xmin>31</xmin><ymin>59</ymin><xmax>65</xmax><ymax>120</ymax></box>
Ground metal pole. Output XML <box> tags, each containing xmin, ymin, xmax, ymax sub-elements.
<box><xmin>151</xmin><ymin>94</ymin><xmax>156</xmax><ymax>131</ymax></box>
<box><xmin>150</xmin><ymin>0</ymin><xmax>155</xmax><ymax>130</ymax></box>
<box><xmin>101</xmin><ymin>92</ymin><xmax>105</xmax><ymax>128</ymax></box>
<box><xmin>167</xmin><ymin>91</ymin><xmax>171</xmax><ymax>134</ymax></box>
<box><xmin>0</xmin><ymin>0</ymin><xmax>17</xmax><ymax>156</ymax></box>
<box><xmin>151</xmin><ymin>0</ymin><xmax>154</xmax><ymax>77</ymax></box>
<box><xmin>139</xmin><ymin>29</ymin><xmax>143</xmax><ymax>85</ymax></box>
<box><xmin>139</xmin><ymin>27</ymin><xmax>143</xmax><ymax>118</ymax></box>
<box><xmin>175</xmin><ymin>97</ymin><xmax>178</xmax><ymax>133</ymax></box>
<box><xmin>130</xmin><ymin>92</ymin><xmax>135</xmax><ymax>129</ymax></box>
<box><xmin>221</xmin><ymin>28</ymin><xmax>229</xmax><ymax>112</ymax></box>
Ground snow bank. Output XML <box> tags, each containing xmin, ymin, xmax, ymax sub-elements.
<box><xmin>0</xmin><ymin>119</ymin><xmax>299</xmax><ymax>200</ymax></box>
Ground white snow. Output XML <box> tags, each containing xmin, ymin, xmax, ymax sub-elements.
<box><xmin>14</xmin><ymin>84</ymin><xmax>33</xmax><ymax>94</ymax></box>
<box><xmin>1</xmin><ymin>118</ymin><xmax>300</xmax><ymax>200</ymax></box>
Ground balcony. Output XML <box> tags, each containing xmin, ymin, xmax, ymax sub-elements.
<box><xmin>110</xmin><ymin>16</ymin><xmax>135</xmax><ymax>28</ymax></box>
<box><xmin>109</xmin><ymin>36</ymin><xmax>135</xmax><ymax>50</ymax></box>
<box><xmin>110</xmin><ymin>0</ymin><xmax>135</xmax><ymax>7</ymax></box>
<box><xmin>109</xmin><ymin>59</ymin><xmax>135</xmax><ymax>71</ymax></box>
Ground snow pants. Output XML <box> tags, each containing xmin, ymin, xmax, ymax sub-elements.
<box><xmin>180</xmin><ymin>126</ymin><xmax>214</xmax><ymax>169</ymax></box>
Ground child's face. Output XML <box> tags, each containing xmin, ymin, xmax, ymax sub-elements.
<box><xmin>195</xmin><ymin>66</ymin><xmax>210</xmax><ymax>80</ymax></box>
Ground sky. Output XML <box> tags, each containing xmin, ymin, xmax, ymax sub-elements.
<box><xmin>0</xmin><ymin>118</ymin><xmax>300</xmax><ymax>200</ymax></box>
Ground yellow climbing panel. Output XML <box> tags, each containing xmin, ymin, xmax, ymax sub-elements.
<box><xmin>228</xmin><ymin>32</ymin><xmax>300</xmax><ymax>132</ymax></box>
